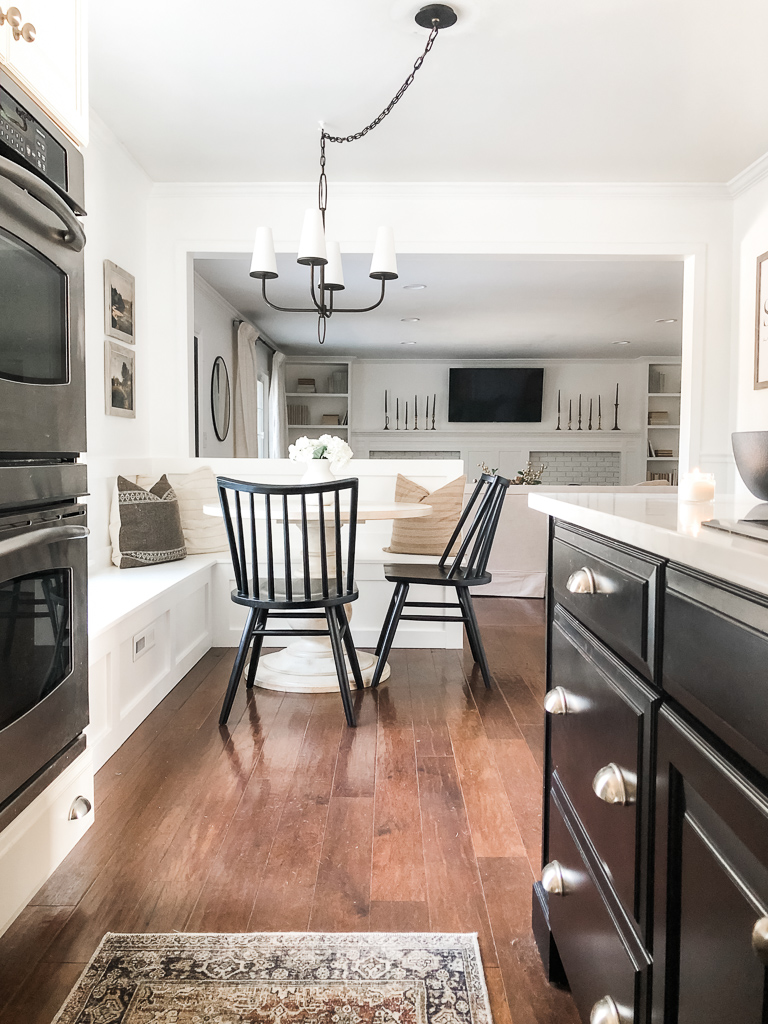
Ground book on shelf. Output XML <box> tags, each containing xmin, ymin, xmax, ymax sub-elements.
<box><xmin>321</xmin><ymin>413</ymin><xmax>340</xmax><ymax>426</ymax></box>
<box><xmin>648</xmin><ymin>410</ymin><xmax>671</xmax><ymax>424</ymax></box>
<box><xmin>654</xmin><ymin>449</ymin><xmax>674</xmax><ymax>458</ymax></box>
<box><xmin>287</xmin><ymin>404</ymin><xmax>310</xmax><ymax>426</ymax></box>
<box><xmin>296</xmin><ymin>377</ymin><xmax>316</xmax><ymax>394</ymax></box>
<box><xmin>647</xmin><ymin>470</ymin><xmax>678</xmax><ymax>484</ymax></box>
<box><xmin>648</xmin><ymin>440</ymin><xmax>656</xmax><ymax>457</ymax></box>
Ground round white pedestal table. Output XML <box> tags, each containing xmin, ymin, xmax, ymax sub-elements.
<box><xmin>203</xmin><ymin>498</ymin><xmax>431</xmax><ymax>694</ymax></box>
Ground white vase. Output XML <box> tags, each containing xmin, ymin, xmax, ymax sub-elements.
<box><xmin>300</xmin><ymin>459</ymin><xmax>336</xmax><ymax>487</ymax></box>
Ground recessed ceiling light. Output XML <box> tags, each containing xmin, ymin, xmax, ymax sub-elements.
<box><xmin>655</xmin><ymin>318</ymin><xmax>678</xmax><ymax>324</ymax></box>
<box><xmin>612</xmin><ymin>340</ymin><xmax>631</xmax><ymax>346</ymax></box>
<box><xmin>403</xmin><ymin>284</ymin><xmax>427</xmax><ymax>290</ymax></box>
<box><xmin>400</xmin><ymin>341</ymin><xmax>417</xmax><ymax>346</ymax></box>
<box><xmin>400</xmin><ymin>317</ymin><xmax>420</xmax><ymax>323</ymax></box>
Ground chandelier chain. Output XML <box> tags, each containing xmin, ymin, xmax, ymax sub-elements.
<box><xmin>321</xmin><ymin>22</ymin><xmax>440</xmax><ymax>147</ymax></box>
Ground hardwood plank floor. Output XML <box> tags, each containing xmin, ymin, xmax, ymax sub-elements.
<box><xmin>0</xmin><ymin>599</ymin><xmax>578</xmax><ymax>1024</ymax></box>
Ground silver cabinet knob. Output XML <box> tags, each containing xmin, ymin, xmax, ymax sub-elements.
<box><xmin>541</xmin><ymin>860</ymin><xmax>567</xmax><ymax>896</ymax></box>
<box><xmin>566</xmin><ymin>566</ymin><xmax>598</xmax><ymax>594</ymax></box>
<box><xmin>68</xmin><ymin>795</ymin><xmax>92</xmax><ymax>820</ymax></box>
<box><xmin>752</xmin><ymin>916</ymin><xmax>768</xmax><ymax>964</ymax></box>
<box><xmin>592</xmin><ymin>763</ymin><xmax>637</xmax><ymax>805</ymax></box>
<box><xmin>590</xmin><ymin>996</ymin><xmax>626</xmax><ymax>1024</ymax></box>
<box><xmin>544</xmin><ymin>686</ymin><xmax>570</xmax><ymax>715</ymax></box>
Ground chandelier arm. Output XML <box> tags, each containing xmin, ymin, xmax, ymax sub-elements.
<box><xmin>330</xmin><ymin>280</ymin><xmax>387</xmax><ymax>314</ymax></box>
<box><xmin>310</xmin><ymin>265</ymin><xmax>327</xmax><ymax>316</ymax></box>
<box><xmin>260</xmin><ymin>277</ymin><xmax>321</xmax><ymax>315</ymax></box>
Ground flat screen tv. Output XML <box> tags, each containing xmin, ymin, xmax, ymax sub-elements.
<box><xmin>448</xmin><ymin>367</ymin><xmax>544</xmax><ymax>423</ymax></box>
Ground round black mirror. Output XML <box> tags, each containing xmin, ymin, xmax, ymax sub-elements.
<box><xmin>211</xmin><ymin>356</ymin><xmax>231</xmax><ymax>442</ymax></box>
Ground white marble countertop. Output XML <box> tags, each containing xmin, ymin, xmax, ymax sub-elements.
<box><xmin>528</xmin><ymin>491</ymin><xmax>768</xmax><ymax>598</ymax></box>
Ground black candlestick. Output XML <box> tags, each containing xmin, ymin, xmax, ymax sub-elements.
<box><xmin>431</xmin><ymin>393</ymin><xmax>436</xmax><ymax>430</ymax></box>
<box><xmin>577</xmin><ymin>394</ymin><xmax>583</xmax><ymax>431</ymax></box>
<box><xmin>612</xmin><ymin>383</ymin><xmax>620</xmax><ymax>430</ymax></box>
<box><xmin>405</xmin><ymin>400</ymin><xmax>408</xmax><ymax>430</ymax></box>
<box><xmin>384</xmin><ymin>389</ymin><xmax>389</xmax><ymax>430</ymax></box>
<box><xmin>396</xmin><ymin>397</ymin><xmax>399</xmax><ymax>430</ymax></box>
<box><xmin>568</xmin><ymin>399</ymin><xmax>572</xmax><ymax>430</ymax></box>
<box><xmin>597</xmin><ymin>395</ymin><xmax>602</xmax><ymax>430</ymax></box>
<box><xmin>414</xmin><ymin>394</ymin><xmax>418</xmax><ymax>430</ymax></box>
<box><xmin>556</xmin><ymin>388</ymin><xmax>561</xmax><ymax>430</ymax></box>
<box><xmin>588</xmin><ymin>398</ymin><xmax>593</xmax><ymax>430</ymax></box>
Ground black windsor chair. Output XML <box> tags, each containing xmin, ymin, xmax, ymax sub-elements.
<box><xmin>217</xmin><ymin>476</ymin><xmax>364</xmax><ymax>727</ymax></box>
<box><xmin>370</xmin><ymin>472</ymin><xmax>510</xmax><ymax>690</ymax></box>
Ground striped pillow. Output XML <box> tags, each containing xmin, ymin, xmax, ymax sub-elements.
<box><xmin>110</xmin><ymin>475</ymin><xmax>187</xmax><ymax>569</ymax></box>
<box><xmin>384</xmin><ymin>474</ymin><xmax>466</xmax><ymax>556</ymax></box>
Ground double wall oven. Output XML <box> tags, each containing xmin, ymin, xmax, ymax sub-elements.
<box><xmin>0</xmin><ymin>68</ymin><xmax>89</xmax><ymax>827</ymax></box>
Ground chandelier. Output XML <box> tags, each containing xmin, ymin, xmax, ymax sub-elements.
<box><xmin>248</xmin><ymin>4</ymin><xmax>457</xmax><ymax>344</ymax></box>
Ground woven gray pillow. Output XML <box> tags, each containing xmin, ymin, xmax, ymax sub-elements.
<box><xmin>111</xmin><ymin>474</ymin><xmax>187</xmax><ymax>569</ymax></box>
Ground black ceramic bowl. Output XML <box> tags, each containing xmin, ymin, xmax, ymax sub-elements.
<box><xmin>732</xmin><ymin>431</ymin><xmax>768</xmax><ymax>500</ymax></box>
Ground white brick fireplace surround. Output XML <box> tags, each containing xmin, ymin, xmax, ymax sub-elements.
<box><xmin>529</xmin><ymin>450</ymin><xmax>622</xmax><ymax>485</ymax></box>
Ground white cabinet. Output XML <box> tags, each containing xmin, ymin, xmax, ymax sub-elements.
<box><xmin>645</xmin><ymin>361</ymin><xmax>681</xmax><ymax>484</ymax></box>
<box><xmin>1</xmin><ymin>0</ymin><xmax>88</xmax><ymax>145</ymax></box>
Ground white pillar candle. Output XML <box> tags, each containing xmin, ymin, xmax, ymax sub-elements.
<box><xmin>680</xmin><ymin>470</ymin><xmax>715</xmax><ymax>503</ymax></box>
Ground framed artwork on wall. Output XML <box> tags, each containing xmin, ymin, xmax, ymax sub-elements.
<box><xmin>755</xmin><ymin>250</ymin><xmax>768</xmax><ymax>389</ymax></box>
<box><xmin>104</xmin><ymin>260</ymin><xmax>135</xmax><ymax>345</ymax></box>
<box><xmin>105</xmin><ymin>340</ymin><xmax>135</xmax><ymax>418</ymax></box>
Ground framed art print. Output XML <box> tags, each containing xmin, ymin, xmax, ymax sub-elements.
<box><xmin>755</xmin><ymin>250</ymin><xmax>768</xmax><ymax>389</ymax></box>
<box><xmin>105</xmin><ymin>340</ymin><xmax>135</xmax><ymax>417</ymax></box>
<box><xmin>104</xmin><ymin>260</ymin><xmax>135</xmax><ymax>345</ymax></box>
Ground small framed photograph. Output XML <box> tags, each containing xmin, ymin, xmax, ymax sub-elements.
<box><xmin>105</xmin><ymin>340</ymin><xmax>135</xmax><ymax>418</ymax></box>
<box><xmin>104</xmin><ymin>260</ymin><xmax>135</xmax><ymax>344</ymax></box>
<box><xmin>755</xmin><ymin>250</ymin><xmax>768</xmax><ymax>389</ymax></box>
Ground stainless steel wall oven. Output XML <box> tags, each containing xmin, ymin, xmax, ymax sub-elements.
<box><xmin>0</xmin><ymin>68</ymin><xmax>88</xmax><ymax>829</ymax></box>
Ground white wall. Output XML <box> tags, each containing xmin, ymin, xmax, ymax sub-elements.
<box><xmin>143</xmin><ymin>183</ymin><xmax>736</xmax><ymax>491</ymax></box>
<box><xmin>82</xmin><ymin>114</ymin><xmax>154</xmax><ymax>562</ymax></box>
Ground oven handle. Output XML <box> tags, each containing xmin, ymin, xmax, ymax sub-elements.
<box><xmin>0</xmin><ymin>155</ymin><xmax>86</xmax><ymax>252</ymax></box>
<box><xmin>0</xmin><ymin>524</ymin><xmax>89</xmax><ymax>557</ymax></box>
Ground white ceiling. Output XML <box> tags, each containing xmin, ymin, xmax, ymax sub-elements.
<box><xmin>194</xmin><ymin>254</ymin><xmax>683</xmax><ymax>358</ymax></box>
<box><xmin>90</xmin><ymin>0</ymin><xmax>768</xmax><ymax>184</ymax></box>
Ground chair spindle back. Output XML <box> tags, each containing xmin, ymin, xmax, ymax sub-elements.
<box><xmin>439</xmin><ymin>473</ymin><xmax>510</xmax><ymax>579</ymax></box>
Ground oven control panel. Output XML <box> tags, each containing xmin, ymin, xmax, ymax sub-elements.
<box><xmin>0</xmin><ymin>84</ymin><xmax>67</xmax><ymax>193</ymax></box>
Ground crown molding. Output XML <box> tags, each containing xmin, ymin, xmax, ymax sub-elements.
<box><xmin>151</xmin><ymin>180</ymin><xmax>731</xmax><ymax>202</ymax></box>
<box><xmin>727</xmin><ymin>150</ymin><xmax>768</xmax><ymax>198</ymax></box>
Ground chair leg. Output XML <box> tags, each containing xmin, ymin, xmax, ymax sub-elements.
<box><xmin>458</xmin><ymin>589</ymin><xmax>492</xmax><ymax>689</ymax></box>
<box><xmin>220</xmin><ymin>607</ymin><xmax>258</xmax><ymax>725</ymax></box>
<box><xmin>371</xmin><ymin>582</ymin><xmax>409</xmax><ymax>688</ymax></box>
<box><xmin>326</xmin><ymin>608</ymin><xmax>356</xmax><ymax>727</ymax></box>
<box><xmin>336</xmin><ymin>604</ymin><xmax>364</xmax><ymax>690</ymax></box>
<box><xmin>245</xmin><ymin>609</ymin><xmax>268</xmax><ymax>688</ymax></box>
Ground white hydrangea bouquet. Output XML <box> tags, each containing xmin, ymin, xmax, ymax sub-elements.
<box><xmin>288</xmin><ymin>435</ymin><xmax>353</xmax><ymax>484</ymax></box>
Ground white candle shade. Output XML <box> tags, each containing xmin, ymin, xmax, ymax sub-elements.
<box><xmin>369</xmin><ymin>226</ymin><xmax>398</xmax><ymax>281</ymax></box>
<box><xmin>323</xmin><ymin>241</ymin><xmax>345</xmax><ymax>291</ymax></box>
<box><xmin>297</xmin><ymin>209</ymin><xmax>327</xmax><ymax>267</ymax></box>
<box><xmin>249</xmin><ymin>227</ymin><xmax>278</xmax><ymax>280</ymax></box>
<box><xmin>680</xmin><ymin>470</ymin><xmax>715</xmax><ymax>503</ymax></box>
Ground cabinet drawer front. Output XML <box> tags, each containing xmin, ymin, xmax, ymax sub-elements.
<box><xmin>547</xmin><ymin>791</ymin><xmax>641</xmax><ymax>1024</ymax></box>
<box><xmin>664</xmin><ymin>566</ymin><xmax>768</xmax><ymax>777</ymax></box>
<box><xmin>550</xmin><ymin>608</ymin><xmax>656</xmax><ymax>927</ymax></box>
<box><xmin>553</xmin><ymin>525</ymin><xmax>662</xmax><ymax>681</ymax></box>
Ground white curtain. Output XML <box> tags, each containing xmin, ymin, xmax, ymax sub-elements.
<box><xmin>268</xmin><ymin>350</ymin><xmax>288</xmax><ymax>458</ymax></box>
<box><xmin>234</xmin><ymin>321</ymin><xmax>260</xmax><ymax>458</ymax></box>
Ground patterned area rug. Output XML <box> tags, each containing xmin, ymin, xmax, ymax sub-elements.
<box><xmin>52</xmin><ymin>932</ymin><xmax>493</xmax><ymax>1024</ymax></box>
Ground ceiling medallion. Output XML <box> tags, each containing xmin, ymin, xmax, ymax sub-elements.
<box><xmin>248</xmin><ymin>5</ymin><xmax>457</xmax><ymax>344</ymax></box>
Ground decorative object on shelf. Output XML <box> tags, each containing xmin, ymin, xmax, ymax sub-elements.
<box><xmin>588</xmin><ymin>398</ymin><xmax>593</xmax><ymax>431</ymax></box>
<box><xmin>396</xmin><ymin>397</ymin><xmax>400</xmax><ymax>430</ymax></box>
<box><xmin>414</xmin><ymin>394</ymin><xmax>419</xmax><ymax>430</ymax></box>
<box><xmin>431</xmin><ymin>393</ymin><xmax>437</xmax><ymax>429</ymax></box>
<box><xmin>597</xmin><ymin>394</ymin><xmax>602</xmax><ymax>430</ymax></box>
<box><xmin>425</xmin><ymin>394</ymin><xmax>430</xmax><ymax>427</ymax></box>
<box><xmin>577</xmin><ymin>394</ymin><xmax>582</xmax><ymax>431</ymax></box>
<box><xmin>104</xmin><ymin>260</ymin><xmax>135</xmax><ymax>345</ymax></box>
<box><xmin>477</xmin><ymin>461</ymin><xmax>499</xmax><ymax>476</ymax></box>
<box><xmin>754</xmin><ymin>253</ymin><xmax>768</xmax><ymax>390</ymax></box>
<box><xmin>648</xmin><ymin>409</ymin><xmax>671</xmax><ymax>425</ymax></box>
<box><xmin>512</xmin><ymin>460</ymin><xmax>547</xmax><ymax>485</ymax></box>
<box><xmin>105</xmin><ymin>341</ymin><xmax>135</xmax><ymax>418</ymax></box>
<box><xmin>680</xmin><ymin>469</ymin><xmax>715</xmax><ymax>503</ymax></box>
<box><xmin>247</xmin><ymin>5</ymin><xmax>457</xmax><ymax>344</ymax></box>
<box><xmin>287</xmin><ymin>404</ymin><xmax>310</xmax><ymax>426</ymax></box>
<box><xmin>567</xmin><ymin>399</ymin><xmax>572</xmax><ymax>431</ymax></box>
<box><xmin>296</xmin><ymin>377</ymin><xmax>316</xmax><ymax>394</ymax></box>
<box><xmin>327</xmin><ymin>369</ymin><xmax>347</xmax><ymax>393</ymax></box>
<box><xmin>384</xmin><ymin>389</ymin><xmax>390</xmax><ymax>430</ymax></box>
<box><xmin>321</xmin><ymin>413</ymin><xmax>340</xmax><ymax>425</ymax></box>
<box><xmin>405</xmin><ymin>400</ymin><xmax>409</xmax><ymax>430</ymax></box>
<box><xmin>556</xmin><ymin>389</ymin><xmax>561</xmax><ymax>430</ymax></box>
<box><xmin>612</xmin><ymin>382</ymin><xmax>621</xmax><ymax>430</ymax></box>
<box><xmin>648</xmin><ymin>439</ymin><xmax>656</xmax><ymax>457</ymax></box>
<box><xmin>210</xmin><ymin>356</ymin><xmax>231</xmax><ymax>442</ymax></box>
<box><xmin>288</xmin><ymin>434</ymin><xmax>353</xmax><ymax>486</ymax></box>
<box><xmin>0</xmin><ymin>7</ymin><xmax>36</xmax><ymax>42</ymax></box>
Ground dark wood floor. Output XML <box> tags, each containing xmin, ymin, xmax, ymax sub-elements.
<box><xmin>0</xmin><ymin>598</ymin><xmax>579</xmax><ymax>1024</ymax></box>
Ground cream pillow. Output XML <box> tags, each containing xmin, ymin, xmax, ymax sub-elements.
<box><xmin>384</xmin><ymin>474</ymin><xmax>466</xmax><ymax>556</ymax></box>
<box><xmin>135</xmin><ymin>468</ymin><xmax>228</xmax><ymax>554</ymax></box>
